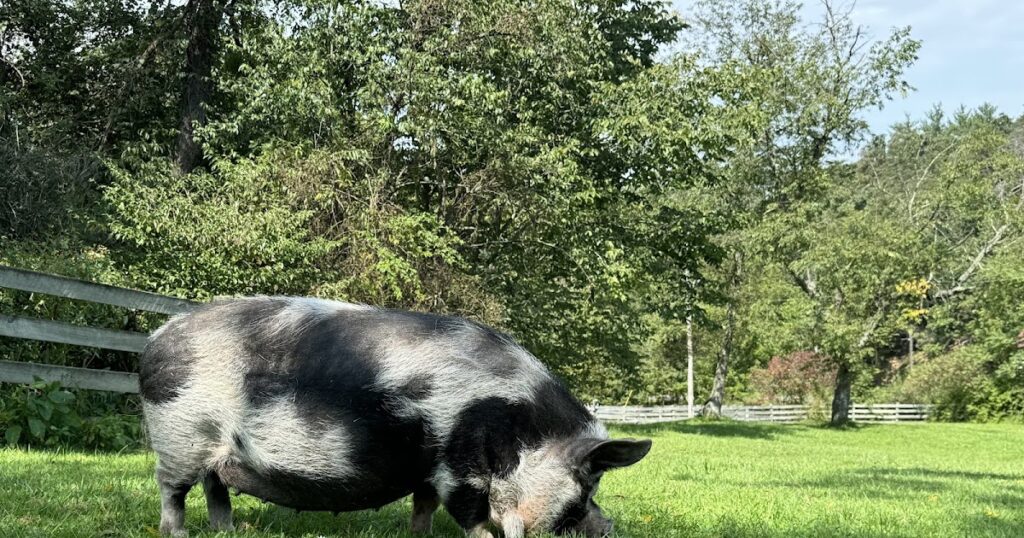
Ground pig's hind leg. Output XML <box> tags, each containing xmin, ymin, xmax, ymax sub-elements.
<box><xmin>203</xmin><ymin>471</ymin><xmax>234</xmax><ymax>531</ymax></box>
<box><xmin>152</xmin><ymin>437</ymin><xmax>218</xmax><ymax>536</ymax></box>
<box><xmin>156</xmin><ymin>468</ymin><xmax>194</xmax><ymax>537</ymax></box>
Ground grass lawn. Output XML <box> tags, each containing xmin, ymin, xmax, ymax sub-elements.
<box><xmin>0</xmin><ymin>422</ymin><xmax>1022</xmax><ymax>537</ymax></box>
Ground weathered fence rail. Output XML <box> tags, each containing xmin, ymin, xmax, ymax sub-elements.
<box><xmin>0</xmin><ymin>314</ymin><xmax>149</xmax><ymax>353</ymax></box>
<box><xmin>0</xmin><ymin>265</ymin><xmax>196</xmax><ymax>315</ymax></box>
<box><xmin>849</xmin><ymin>404</ymin><xmax>932</xmax><ymax>422</ymax></box>
<box><xmin>0</xmin><ymin>359</ymin><xmax>139</xmax><ymax>393</ymax></box>
<box><xmin>590</xmin><ymin>403</ymin><xmax>932</xmax><ymax>424</ymax></box>
<box><xmin>0</xmin><ymin>265</ymin><xmax>197</xmax><ymax>392</ymax></box>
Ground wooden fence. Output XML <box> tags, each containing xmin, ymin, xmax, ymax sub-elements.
<box><xmin>849</xmin><ymin>404</ymin><xmax>932</xmax><ymax>423</ymax></box>
<box><xmin>0</xmin><ymin>265</ymin><xmax>932</xmax><ymax>424</ymax></box>
<box><xmin>0</xmin><ymin>265</ymin><xmax>197</xmax><ymax>393</ymax></box>
<box><xmin>590</xmin><ymin>403</ymin><xmax>932</xmax><ymax>424</ymax></box>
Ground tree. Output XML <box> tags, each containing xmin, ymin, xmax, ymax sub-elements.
<box><xmin>97</xmin><ymin>0</ymin><xmax>751</xmax><ymax>400</ymax></box>
<box><xmin>684</xmin><ymin>0</ymin><xmax>920</xmax><ymax>423</ymax></box>
<box><xmin>175</xmin><ymin>0</ymin><xmax>227</xmax><ymax>174</ymax></box>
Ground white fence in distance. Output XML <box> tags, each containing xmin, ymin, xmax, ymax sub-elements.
<box><xmin>589</xmin><ymin>403</ymin><xmax>932</xmax><ymax>424</ymax></box>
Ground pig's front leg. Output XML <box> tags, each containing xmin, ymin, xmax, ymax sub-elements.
<box><xmin>445</xmin><ymin>482</ymin><xmax>494</xmax><ymax>538</ymax></box>
<box><xmin>499</xmin><ymin>512</ymin><xmax>526</xmax><ymax>538</ymax></box>
<box><xmin>411</xmin><ymin>485</ymin><xmax>440</xmax><ymax>534</ymax></box>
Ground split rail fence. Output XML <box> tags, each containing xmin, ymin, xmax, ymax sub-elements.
<box><xmin>1</xmin><ymin>265</ymin><xmax>931</xmax><ymax>424</ymax></box>
<box><xmin>0</xmin><ymin>265</ymin><xmax>197</xmax><ymax>393</ymax></box>
<box><xmin>589</xmin><ymin>403</ymin><xmax>932</xmax><ymax>424</ymax></box>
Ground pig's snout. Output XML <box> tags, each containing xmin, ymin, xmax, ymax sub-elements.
<box><xmin>568</xmin><ymin>509</ymin><xmax>613</xmax><ymax>537</ymax></box>
<box><xmin>588</xmin><ymin>517</ymin><xmax>613</xmax><ymax>537</ymax></box>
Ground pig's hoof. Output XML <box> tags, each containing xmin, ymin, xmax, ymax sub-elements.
<box><xmin>211</xmin><ymin>522</ymin><xmax>234</xmax><ymax>532</ymax></box>
<box><xmin>466</xmin><ymin>524</ymin><xmax>494</xmax><ymax>538</ymax></box>
<box><xmin>159</xmin><ymin>522</ymin><xmax>188</xmax><ymax>537</ymax></box>
<box><xmin>410</xmin><ymin>516</ymin><xmax>432</xmax><ymax>534</ymax></box>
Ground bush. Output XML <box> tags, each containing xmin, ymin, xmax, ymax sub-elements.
<box><xmin>0</xmin><ymin>379</ymin><xmax>140</xmax><ymax>451</ymax></box>
<box><xmin>104</xmin><ymin>158</ymin><xmax>341</xmax><ymax>300</ymax></box>
<box><xmin>895</xmin><ymin>346</ymin><xmax>1022</xmax><ymax>421</ymax></box>
<box><xmin>0</xmin><ymin>145</ymin><xmax>102</xmax><ymax>240</ymax></box>
<box><xmin>748</xmin><ymin>351</ymin><xmax>836</xmax><ymax>405</ymax></box>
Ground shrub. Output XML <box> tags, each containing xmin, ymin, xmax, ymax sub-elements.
<box><xmin>0</xmin><ymin>379</ymin><xmax>140</xmax><ymax>451</ymax></box>
<box><xmin>894</xmin><ymin>346</ymin><xmax>1022</xmax><ymax>421</ymax></box>
<box><xmin>749</xmin><ymin>351</ymin><xmax>836</xmax><ymax>405</ymax></box>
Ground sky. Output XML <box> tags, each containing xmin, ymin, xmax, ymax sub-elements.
<box><xmin>671</xmin><ymin>0</ymin><xmax>1024</xmax><ymax>135</ymax></box>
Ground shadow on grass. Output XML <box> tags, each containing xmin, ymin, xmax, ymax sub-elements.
<box><xmin>758</xmin><ymin>466</ymin><xmax>1024</xmax><ymax>507</ymax></box>
<box><xmin>616</xmin><ymin>419</ymin><xmax>803</xmax><ymax>440</ymax></box>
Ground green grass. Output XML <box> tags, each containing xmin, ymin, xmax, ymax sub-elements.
<box><xmin>1</xmin><ymin>422</ymin><xmax>1022</xmax><ymax>537</ymax></box>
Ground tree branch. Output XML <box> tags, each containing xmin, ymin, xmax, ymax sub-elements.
<box><xmin>933</xmin><ymin>223</ymin><xmax>1009</xmax><ymax>299</ymax></box>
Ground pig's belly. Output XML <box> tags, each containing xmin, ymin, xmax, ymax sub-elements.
<box><xmin>218</xmin><ymin>459</ymin><xmax>415</xmax><ymax>512</ymax></box>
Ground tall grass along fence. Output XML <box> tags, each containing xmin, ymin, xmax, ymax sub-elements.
<box><xmin>2</xmin><ymin>265</ymin><xmax>932</xmax><ymax>425</ymax></box>
<box><xmin>589</xmin><ymin>403</ymin><xmax>933</xmax><ymax>424</ymax></box>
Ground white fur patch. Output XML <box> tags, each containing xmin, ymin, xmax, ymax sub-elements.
<box><xmin>236</xmin><ymin>396</ymin><xmax>352</xmax><ymax>479</ymax></box>
<box><xmin>430</xmin><ymin>463</ymin><xmax>457</xmax><ymax>501</ymax></box>
<box><xmin>585</xmin><ymin>421</ymin><xmax>609</xmax><ymax>440</ymax></box>
<box><xmin>488</xmin><ymin>442</ymin><xmax>583</xmax><ymax>533</ymax></box>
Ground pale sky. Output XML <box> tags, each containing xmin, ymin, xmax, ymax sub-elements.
<box><xmin>671</xmin><ymin>0</ymin><xmax>1024</xmax><ymax>134</ymax></box>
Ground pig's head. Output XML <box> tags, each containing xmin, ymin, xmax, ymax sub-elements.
<box><xmin>490</xmin><ymin>436</ymin><xmax>652</xmax><ymax>537</ymax></box>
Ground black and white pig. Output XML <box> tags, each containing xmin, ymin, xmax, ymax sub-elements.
<box><xmin>140</xmin><ymin>297</ymin><xmax>652</xmax><ymax>537</ymax></box>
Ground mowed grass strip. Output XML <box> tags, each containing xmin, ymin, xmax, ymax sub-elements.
<box><xmin>0</xmin><ymin>422</ymin><xmax>1021</xmax><ymax>537</ymax></box>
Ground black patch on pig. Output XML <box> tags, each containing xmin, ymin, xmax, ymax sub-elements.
<box><xmin>138</xmin><ymin>318</ymin><xmax>194</xmax><ymax>404</ymax></box>
<box><xmin>552</xmin><ymin>470</ymin><xmax>604</xmax><ymax>535</ymax></box>
<box><xmin>552</xmin><ymin>502</ymin><xmax>589</xmax><ymax>534</ymax></box>
<box><xmin>232</xmin><ymin>433</ymin><xmax>247</xmax><ymax>455</ymax></box>
<box><xmin>552</xmin><ymin>498</ymin><xmax>602</xmax><ymax>535</ymax></box>
<box><xmin>443</xmin><ymin>379</ymin><xmax>594</xmax><ymax>479</ymax></box>
<box><xmin>445</xmin><ymin>483</ymin><xmax>491</xmax><ymax>529</ymax></box>
<box><xmin>470</xmin><ymin>324</ymin><xmax>522</xmax><ymax>378</ymax></box>
<box><xmin>237</xmin><ymin>308</ymin><xmax>439</xmax><ymax>491</ymax></box>
<box><xmin>217</xmin><ymin>459</ymin><xmax>415</xmax><ymax>512</ymax></box>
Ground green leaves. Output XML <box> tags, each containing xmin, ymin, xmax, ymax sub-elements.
<box><xmin>27</xmin><ymin>418</ymin><xmax>45</xmax><ymax>439</ymax></box>
<box><xmin>5</xmin><ymin>426</ymin><xmax>22</xmax><ymax>446</ymax></box>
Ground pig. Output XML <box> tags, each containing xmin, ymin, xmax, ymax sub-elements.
<box><xmin>139</xmin><ymin>297</ymin><xmax>652</xmax><ymax>537</ymax></box>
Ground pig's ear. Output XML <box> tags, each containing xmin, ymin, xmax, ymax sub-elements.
<box><xmin>574</xmin><ymin>438</ymin><xmax>652</xmax><ymax>473</ymax></box>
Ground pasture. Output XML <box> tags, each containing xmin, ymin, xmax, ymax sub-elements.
<box><xmin>1</xmin><ymin>422</ymin><xmax>1021</xmax><ymax>537</ymax></box>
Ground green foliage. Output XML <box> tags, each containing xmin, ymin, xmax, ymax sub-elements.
<box><xmin>0</xmin><ymin>379</ymin><xmax>78</xmax><ymax>447</ymax></box>
<box><xmin>0</xmin><ymin>378</ymin><xmax>140</xmax><ymax>450</ymax></box>
<box><xmin>104</xmin><ymin>156</ymin><xmax>341</xmax><ymax>300</ymax></box>
<box><xmin>893</xmin><ymin>347</ymin><xmax>1012</xmax><ymax>422</ymax></box>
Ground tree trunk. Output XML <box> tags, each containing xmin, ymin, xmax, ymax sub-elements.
<box><xmin>830</xmin><ymin>361</ymin><xmax>853</xmax><ymax>425</ymax></box>
<box><xmin>702</xmin><ymin>252</ymin><xmax>741</xmax><ymax>418</ymax></box>
<box><xmin>702</xmin><ymin>299</ymin><xmax>733</xmax><ymax>418</ymax></box>
<box><xmin>686</xmin><ymin>315</ymin><xmax>695</xmax><ymax>418</ymax></box>
<box><xmin>175</xmin><ymin>0</ymin><xmax>224</xmax><ymax>174</ymax></box>
<box><xmin>907</xmin><ymin>328</ymin><xmax>914</xmax><ymax>371</ymax></box>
